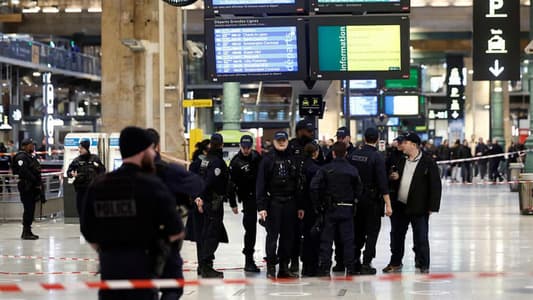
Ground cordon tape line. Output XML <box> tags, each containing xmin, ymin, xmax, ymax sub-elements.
<box><xmin>435</xmin><ymin>149</ymin><xmax>531</xmax><ymax>165</ymax></box>
<box><xmin>0</xmin><ymin>272</ymin><xmax>530</xmax><ymax>293</ymax></box>
<box><xmin>0</xmin><ymin>255</ymin><xmax>99</xmax><ymax>262</ymax></box>
<box><xmin>0</xmin><ymin>271</ymin><xmax>98</xmax><ymax>276</ymax></box>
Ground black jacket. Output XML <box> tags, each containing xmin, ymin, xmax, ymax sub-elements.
<box><xmin>67</xmin><ymin>153</ymin><xmax>106</xmax><ymax>191</ymax></box>
<box><xmin>395</xmin><ymin>152</ymin><xmax>441</xmax><ymax>215</ymax></box>
<box><xmin>228</xmin><ymin>150</ymin><xmax>262</xmax><ymax>207</ymax></box>
<box><xmin>81</xmin><ymin>163</ymin><xmax>181</xmax><ymax>249</ymax></box>
<box><xmin>310</xmin><ymin>157</ymin><xmax>362</xmax><ymax>212</ymax></box>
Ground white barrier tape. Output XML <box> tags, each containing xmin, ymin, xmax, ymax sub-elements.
<box><xmin>0</xmin><ymin>271</ymin><xmax>97</xmax><ymax>276</ymax></box>
<box><xmin>0</xmin><ymin>272</ymin><xmax>530</xmax><ymax>293</ymax></box>
<box><xmin>435</xmin><ymin>149</ymin><xmax>531</xmax><ymax>165</ymax></box>
<box><xmin>0</xmin><ymin>255</ymin><xmax>98</xmax><ymax>262</ymax></box>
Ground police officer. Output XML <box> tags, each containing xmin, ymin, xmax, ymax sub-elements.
<box><xmin>12</xmin><ymin>138</ymin><xmax>42</xmax><ymax>240</ymax></box>
<box><xmin>311</xmin><ymin>142</ymin><xmax>362</xmax><ymax>277</ymax></box>
<box><xmin>190</xmin><ymin>133</ymin><xmax>230</xmax><ymax>278</ymax></box>
<box><xmin>325</xmin><ymin>126</ymin><xmax>356</xmax><ymax>272</ymax></box>
<box><xmin>228</xmin><ymin>135</ymin><xmax>262</xmax><ymax>273</ymax></box>
<box><xmin>288</xmin><ymin>119</ymin><xmax>323</xmax><ymax>273</ymax></box>
<box><xmin>80</xmin><ymin>126</ymin><xmax>183</xmax><ymax>300</ymax></box>
<box><xmin>300</xmin><ymin>142</ymin><xmax>322</xmax><ymax>277</ymax></box>
<box><xmin>325</xmin><ymin>127</ymin><xmax>355</xmax><ymax>163</ymax></box>
<box><xmin>67</xmin><ymin>139</ymin><xmax>106</xmax><ymax>216</ymax></box>
<box><xmin>147</xmin><ymin>128</ymin><xmax>205</xmax><ymax>300</ymax></box>
<box><xmin>257</xmin><ymin>131</ymin><xmax>305</xmax><ymax>278</ymax></box>
<box><xmin>348</xmin><ymin>128</ymin><xmax>393</xmax><ymax>274</ymax></box>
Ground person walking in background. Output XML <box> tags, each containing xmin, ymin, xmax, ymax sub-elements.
<box><xmin>475</xmin><ymin>137</ymin><xmax>489</xmax><ymax>181</ymax></box>
<box><xmin>488</xmin><ymin>138</ymin><xmax>504</xmax><ymax>182</ymax></box>
<box><xmin>436</xmin><ymin>140</ymin><xmax>451</xmax><ymax>180</ymax></box>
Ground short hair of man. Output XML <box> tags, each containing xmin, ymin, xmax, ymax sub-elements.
<box><xmin>146</xmin><ymin>128</ymin><xmax>160</xmax><ymax>146</ymax></box>
<box><xmin>332</xmin><ymin>142</ymin><xmax>347</xmax><ymax>157</ymax></box>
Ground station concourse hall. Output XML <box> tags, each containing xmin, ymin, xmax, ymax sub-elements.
<box><xmin>0</xmin><ymin>0</ymin><xmax>533</xmax><ymax>299</ymax></box>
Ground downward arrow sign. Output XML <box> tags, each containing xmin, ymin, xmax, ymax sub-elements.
<box><xmin>451</xmin><ymin>111</ymin><xmax>459</xmax><ymax>119</ymax></box>
<box><xmin>489</xmin><ymin>59</ymin><xmax>504</xmax><ymax>77</ymax></box>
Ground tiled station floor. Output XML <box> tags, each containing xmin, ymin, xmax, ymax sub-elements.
<box><xmin>0</xmin><ymin>182</ymin><xmax>533</xmax><ymax>299</ymax></box>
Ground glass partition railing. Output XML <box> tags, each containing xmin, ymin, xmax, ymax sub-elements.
<box><xmin>0</xmin><ymin>34</ymin><xmax>101</xmax><ymax>77</ymax></box>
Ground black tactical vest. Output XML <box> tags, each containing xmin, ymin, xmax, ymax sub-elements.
<box><xmin>269</xmin><ymin>156</ymin><xmax>296</xmax><ymax>197</ymax></box>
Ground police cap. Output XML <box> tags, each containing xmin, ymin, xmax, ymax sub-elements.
<box><xmin>240</xmin><ymin>135</ymin><xmax>253</xmax><ymax>148</ymax></box>
<box><xmin>20</xmin><ymin>138</ymin><xmax>33</xmax><ymax>147</ymax></box>
<box><xmin>273</xmin><ymin>131</ymin><xmax>288</xmax><ymax>141</ymax></box>
<box><xmin>336</xmin><ymin>126</ymin><xmax>350</xmax><ymax>139</ymax></box>
<box><xmin>296</xmin><ymin>119</ymin><xmax>314</xmax><ymax>131</ymax></box>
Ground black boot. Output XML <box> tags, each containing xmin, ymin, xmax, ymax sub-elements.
<box><xmin>266</xmin><ymin>264</ymin><xmax>276</xmax><ymax>279</ymax></box>
<box><xmin>360</xmin><ymin>264</ymin><xmax>377</xmax><ymax>275</ymax></box>
<box><xmin>21</xmin><ymin>226</ymin><xmax>38</xmax><ymax>240</ymax></box>
<box><xmin>316</xmin><ymin>264</ymin><xmax>331</xmax><ymax>278</ymax></box>
<box><xmin>200</xmin><ymin>263</ymin><xmax>223</xmax><ymax>278</ymax></box>
<box><xmin>277</xmin><ymin>262</ymin><xmax>298</xmax><ymax>278</ymax></box>
<box><xmin>289</xmin><ymin>258</ymin><xmax>300</xmax><ymax>274</ymax></box>
<box><xmin>244</xmin><ymin>255</ymin><xmax>260</xmax><ymax>273</ymax></box>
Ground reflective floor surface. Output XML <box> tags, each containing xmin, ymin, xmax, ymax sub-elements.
<box><xmin>0</xmin><ymin>182</ymin><xmax>533</xmax><ymax>299</ymax></box>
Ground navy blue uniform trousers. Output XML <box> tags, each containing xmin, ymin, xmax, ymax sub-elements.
<box><xmin>319</xmin><ymin>206</ymin><xmax>354</xmax><ymax>267</ymax></box>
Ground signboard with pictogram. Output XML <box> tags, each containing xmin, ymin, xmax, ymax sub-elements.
<box><xmin>473</xmin><ymin>0</ymin><xmax>520</xmax><ymax>81</ymax></box>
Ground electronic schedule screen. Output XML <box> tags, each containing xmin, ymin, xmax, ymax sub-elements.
<box><xmin>205</xmin><ymin>18</ymin><xmax>307</xmax><ymax>82</ymax></box>
<box><xmin>205</xmin><ymin>0</ymin><xmax>306</xmax><ymax>17</ymax></box>
<box><xmin>309</xmin><ymin>16</ymin><xmax>410</xmax><ymax>80</ymax></box>
<box><xmin>349</xmin><ymin>95</ymin><xmax>378</xmax><ymax>116</ymax></box>
<box><xmin>311</xmin><ymin>0</ymin><xmax>410</xmax><ymax>13</ymax></box>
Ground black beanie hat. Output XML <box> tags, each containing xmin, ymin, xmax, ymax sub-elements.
<box><xmin>119</xmin><ymin>126</ymin><xmax>153</xmax><ymax>159</ymax></box>
<box><xmin>79</xmin><ymin>139</ymin><xmax>91</xmax><ymax>153</ymax></box>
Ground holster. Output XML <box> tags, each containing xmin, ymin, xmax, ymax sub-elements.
<box><xmin>152</xmin><ymin>237</ymin><xmax>172</xmax><ymax>277</ymax></box>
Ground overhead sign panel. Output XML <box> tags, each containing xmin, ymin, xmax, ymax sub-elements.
<box><xmin>309</xmin><ymin>16</ymin><xmax>410</xmax><ymax>80</ymax></box>
<box><xmin>311</xmin><ymin>0</ymin><xmax>410</xmax><ymax>14</ymax></box>
<box><xmin>299</xmin><ymin>95</ymin><xmax>324</xmax><ymax>116</ymax></box>
<box><xmin>205</xmin><ymin>0</ymin><xmax>306</xmax><ymax>17</ymax></box>
<box><xmin>205</xmin><ymin>17</ymin><xmax>307</xmax><ymax>82</ymax></box>
<box><xmin>473</xmin><ymin>0</ymin><xmax>520</xmax><ymax>81</ymax></box>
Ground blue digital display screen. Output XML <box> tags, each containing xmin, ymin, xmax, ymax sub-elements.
<box><xmin>384</xmin><ymin>95</ymin><xmax>419</xmax><ymax>115</ymax></box>
<box><xmin>350</xmin><ymin>95</ymin><xmax>378</xmax><ymax>116</ymax></box>
<box><xmin>214</xmin><ymin>27</ymin><xmax>299</xmax><ymax>75</ymax></box>
<box><xmin>350</xmin><ymin>79</ymin><xmax>377</xmax><ymax>89</ymax></box>
<box><xmin>213</xmin><ymin>0</ymin><xmax>294</xmax><ymax>4</ymax></box>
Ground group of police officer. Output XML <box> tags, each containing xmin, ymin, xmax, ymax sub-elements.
<box><xmin>13</xmin><ymin>122</ymin><xmax>439</xmax><ymax>299</ymax></box>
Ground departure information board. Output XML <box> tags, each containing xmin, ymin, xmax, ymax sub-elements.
<box><xmin>206</xmin><ymin>18</ymin><xmax>307</xmax><ymax>82</ymax></box>
<box><xmin>311</xmin><ymin>0</ymin><xmax>409</xmax><ymax>13</ymax></box>
<box><xmin>309</xmin><ymin>16</ymin><xmax>409</xmax><ymax>80</ymax></box>
<box><xmin>205</xmin><ymin>0</ymin><xmax>306</xmax><ymax>16</ymax></box>
<box><xmin>214</xmin><ymin>27</ymin><xmax>298</xmax><ymax>74</ymax></box>
<box><xmin>350</xmin><ymin>95</ymin><xmax>378</xmax><ymax>116</ymax></box>
<box><xmin>213</xmin><ymin>0</ymin><xmax>294</xmax><ymax>4</ymax></box>
<box><xmin>319</xmin><ymin>25</ymin><xmax>401</xmax><ymax>71</ymax></box>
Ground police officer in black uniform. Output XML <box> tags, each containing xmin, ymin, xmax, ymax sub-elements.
<box><xmin>325</xmin><ymin>127</ymin><xmax>355</xmax><ymax>163</ymax></box>
<box><xmin>12</xmin><ymin>138</ymin><xmax>42</xmax><ymax>240</ymax></box>
<box><xmin>147</xmin><ymin>128</ymin><xmax>205</xmax><ymax>300</ymax></box>
<box><xmin>257</xmin><ymin>131</ymin><xmax>305</xmax><ymax>278</ymax></box>
<box><xmin>311</xmin><ymin>142</ymin><xmax>362</xmax><ymax>277</ymax></box>
<box><xmin>287</xmin><ymin>119</ymin><xmax>323</xmax><ymax>273</ymax></box>
<box><xmin>325</xmin><ymin>126</ymin><xmax>356</xmax><ymax>272</ymax></box>
<box><xmin>67</xmin><ymin>139</ymin><xmax>106</xmax><ymax>216</ymax></box>
<box><xmin>190</xmin><ymin>133</ymin><xmax>230</xmax><ymax>278</ymax></box>
<box><xmin>348</xmin><ymin>128</ymin><xmax>393</xmax><ymax>275</ymax></box>
<box><xmin>300</xmin><ymin>142</ymin><xmax>322</xmax><ymax>277</ymax></box>
<box><xmin>228</xmin><ymin>135</ymin><xmax>262</xmax><ymax>273</ymax></box>
<box><xmin>80</xmin><ymin>127</ymin><xmax>183</xmax><ymax>300</ymax></box>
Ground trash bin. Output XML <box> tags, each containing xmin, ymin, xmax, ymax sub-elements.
<box><xmin>509</xmin><ymin>163</ymin><xmax>524</xmax><ymax>192</ymax></box>
<box><xmin>518</xmin><ymin>173</ymin><xmax>533</xmax><ymax>215</ymax></box>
